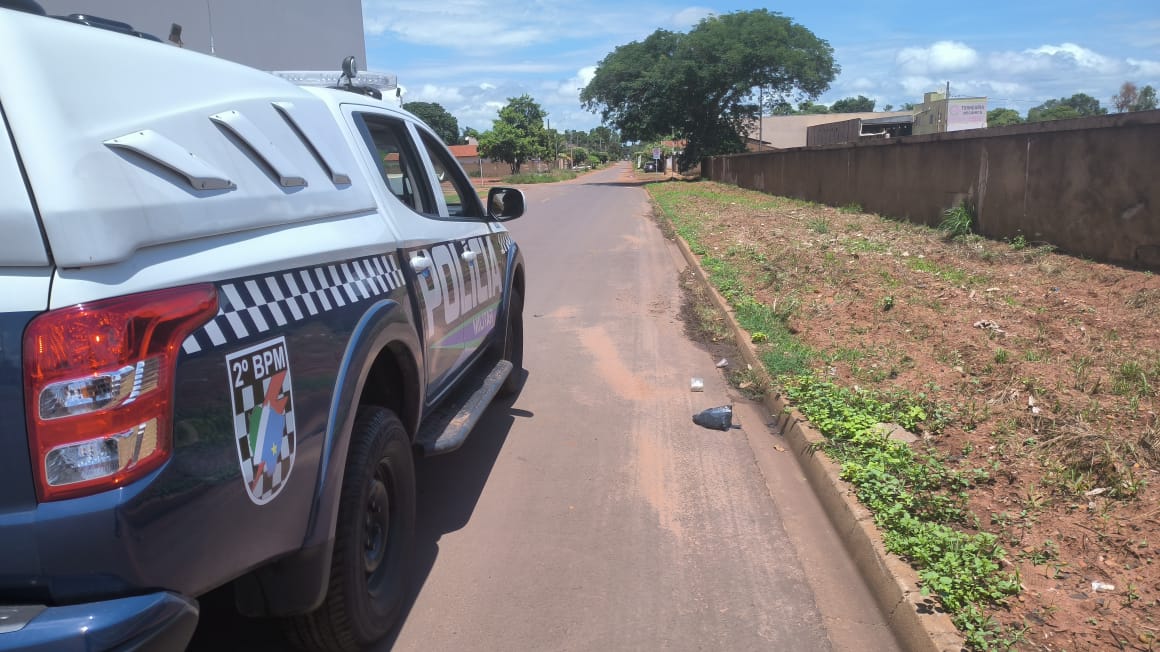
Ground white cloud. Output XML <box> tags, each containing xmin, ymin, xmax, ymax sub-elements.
<box><xmin>897</xmin><ymin>41</ymin><xmax>979</xmax><ymax>74</ymax></box>
<box><xmin>898</xmin><ymin>75</ymin><xmax>936</xmax><ymax>96</ymax></box>
<box><xmin>1027</xmin><ymin>43</ymin><xmax>1117</xmax><ymax>74</ymax></box>
<box><xmin>1128</xmin><ymin>58</ymin><xmax>1160</xmax><ymax>78</ymax></box>
<box><xmin>409</xmin><ymin>84</ymin><xmax>465</xmax><ymax>105</ymax></box>
<box><xmin>670</xmin><ymin>6</ymin><xmax>716</xmax><ymax>28</ymax></box>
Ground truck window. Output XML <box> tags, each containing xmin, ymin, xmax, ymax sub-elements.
<box><xmin>354</xmin><ymin>113</ymin><xmax>432</xmax><ymax>214</ymax></box>
<box><xmin>416</xmin><ymin>130</ymin><xmax>484</xmax><ymax>219</ymax></box>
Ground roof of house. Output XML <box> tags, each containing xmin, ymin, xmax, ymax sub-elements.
<box><xmin>861</xmin><ymin>114</ymin><xmax>915</xmax><ymax>126</ymax></box>
<box><xmin>447</xmin><ymin>144</ymin><xmax>478</xmax><ymax>158</ymax></box>
<box><xmin>748</xmin><ymin>111</ymin><xmax>915</xmax><ymax>149</ymax></box>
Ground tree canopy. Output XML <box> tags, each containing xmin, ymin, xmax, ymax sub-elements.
<box><xmin>581</xmin><ymin>9</ymin><xmax>837</xmax><ymax>168</ymax></box>
<box><xmin>477</xmin><ymin>95</ymin><xmax>549</xmax><ymax>175</ymax></box>
<box><xmin>1027</xmin><ymin>93</ymin><xmax>1107</xmax><ymax>122</ymax></box>
<box><xmin>830</xmin><ymin>95</ymin><xmax>875</xmax><ymax>113</ymax></box>
<box><xmin>1112</xmin><ymin>82</ymin><xmax>1158</xmax><ymax>112</ymax></box>
<box><xmin>987</xmin><ymin>108</ymin><xmax>1023</xmax><ymax>127</ymax></box>
<box><xmin>402</xmin><ymin>101</ymin><xmax>459</xmax><ymax>145</ymax></box>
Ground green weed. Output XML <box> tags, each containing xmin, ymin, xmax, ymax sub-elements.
<box><xmin>939</xmin><ymin>202</ymin><xmax>974</xmax><ymax>238</ymax></box>
<box><xmin>783</xmin><ymin>376</ymin><xmax>1019</xmax><ymax>650</ymax></box>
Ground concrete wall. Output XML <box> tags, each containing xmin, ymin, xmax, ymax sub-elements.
<box><xmin>705</xmin><ymin>110</ymin><xmax>1160</xmax><ymax>269</ymax></box>
<box><xmin>39</xmin><ymin>0</ymin><xmax>365</xmax><ymax>72</ymax></box>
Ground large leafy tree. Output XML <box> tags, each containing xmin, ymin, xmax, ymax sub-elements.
<box><xmin>830</xmin><ymin>95</ymin><xmax>875</xmax><ymax>113</ymax></box>
<box><xmin>987</xmin><ymin>108</ymin><xmax>1023</xmax><ymax>127</ymax></box>
<box><xmin>581</xmin><ymin>9</ymin><xmax>837</xmax><ymax>169</ymax></box>
<box><xmin>477</xmin><ymin>95</ymin><xmax>549</xmax><ymax>175</ymax></box>
<box><xmin>1027</xmin><ymin>93</ymin><xmax>1107</xmax><ymax>122</ymax></box>
<box><xmin>402</xmin><ymin>101</ymin><xmax>459</xmax><ymax>144</ymax></box>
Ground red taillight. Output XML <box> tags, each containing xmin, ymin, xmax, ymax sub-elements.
<box><xmin>24</xmin><ymin>284</ymin><xmax>219</xmax><ymax>502</ymax></box>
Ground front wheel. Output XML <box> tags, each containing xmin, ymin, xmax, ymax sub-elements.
<box><xmin>286</xmin><ymin>406</ymin><xmax>415</xmax><ymax>652</ymax></box>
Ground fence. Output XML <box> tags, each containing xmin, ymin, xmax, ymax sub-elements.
<box><xmin>703</xmin><ymin>110</ymin><xmax>1160</xmax><ymax>269</ymax></box>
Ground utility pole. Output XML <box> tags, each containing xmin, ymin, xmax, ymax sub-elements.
<box><xmin>758</xmin><ymin>86</ymin><xmax>764</xmax><ymax>151</ymax></box>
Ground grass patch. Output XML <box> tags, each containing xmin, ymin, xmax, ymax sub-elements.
<box><xmin>844</xmin><ymin>237</ymin><xmax>888</xmax><ymax>254</ymax></box>
<box><xmin>502</xmin><ymin>170</ymin><xmax>578</xmax><ymax>184</ymax></box>
<box><xmin>807</xmin><ymin>217</ymin><xmax>831</xmax><ymax>234</ymax></box>
<box><xmin>906</xmin><ymin>258</ymin><xmax>988</xmax><ymax>286</ymax></box>
<box><xmin>783</xmin><ymin>376</ymin><xmax>1021</xmax><ymax>650</ymax></box>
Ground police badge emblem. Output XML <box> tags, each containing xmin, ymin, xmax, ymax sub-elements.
<box><xmin>226</xmin><ymin>337</ymin><xmax>296</xmax><ymax>505</ymax></box>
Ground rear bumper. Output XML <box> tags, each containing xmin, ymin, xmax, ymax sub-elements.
<box><xmin>0</xmin><ymin>592</ymin><xmax>197</xmax><ymax>652</ymax></box>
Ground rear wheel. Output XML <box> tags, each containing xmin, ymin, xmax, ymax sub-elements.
<box><xmin>498</xmin><ymin>290</ymin><xmax>524</xmax><ymax>396</ymax></box>
<box><xmin>286</xmin><ymin>406</ymin><xmax>415</xmax><ymax>652</ymax></box>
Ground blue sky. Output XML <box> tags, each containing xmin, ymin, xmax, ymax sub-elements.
<box><xmin>362</xmin><ymin>0</ymin><xmax>1160</xmax><ymax>135</ymax></box>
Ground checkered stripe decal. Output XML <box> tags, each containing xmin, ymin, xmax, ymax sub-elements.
<box><xmin>183</xmin><ymin>254</ymin><xmax>406</xmax><ymax>355</ymax></box>
<box><xmin>495</xmin><ymin>231</ymin><xmax>513</xmax><ymax>255</ymax></box>
<box><xmin>234</xmin><ymin>373</ymin><xmax>295</xmax><ymax>501</ymax></box>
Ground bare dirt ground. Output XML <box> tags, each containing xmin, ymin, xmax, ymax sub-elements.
<box><xmin>652</xmin><ymin>177</ymin><xmax>1160</xmax><ymax>651</ymax></box>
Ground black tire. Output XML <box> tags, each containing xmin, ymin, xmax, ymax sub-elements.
<box><xmin>286</xmin><ymin>406</ymin><xmax>415</xmax><ymax>652</ymax></box>
<box><xmin>498</xmin><ymin>290</ymin><xmax>524</xmax><ymax>397</ymax></box>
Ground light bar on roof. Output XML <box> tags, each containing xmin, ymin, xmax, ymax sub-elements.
<box><xmin>271</xmin><ymin>70</ymin><xmax>398</xmax><ymax>91</ymax></box>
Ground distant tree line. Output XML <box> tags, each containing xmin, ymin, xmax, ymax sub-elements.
<box><xmin>988</xmin><ymin>82</ymin><xmax>1156</xmax><ymax>127</ymax></box>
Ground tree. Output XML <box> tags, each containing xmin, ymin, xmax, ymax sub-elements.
<box><xmin>1112</xmin><ymin>82</ymin><xmax>1139</xmax><ymax>113</ymax></box>
<box><xmin>987</xmin><ymin>108</ymin><xmax>1023</xmax><ymax>127</ymax></box>
<box><xmin>477</xmin><ymin>95</ymin><xmax>548</xmax><ymax>175</ymax></box>
<box><xmin>1110</xmin><ymin>82</ymin><xmax>1156</xmax><ymax>112</ymax></box>
<box><xmin>882</xmin><ymin>104</ymin><xmax>894</xmax><ymax>111</ymax></box>
<box><xmin>461</xmin><ymin>126</ymin><xmax>482</xmax><ymax>143</ymax></box>
<box><xmin>1134</xmin><ymin>85</ymin><xmax>1157</xmax><ymax>111</ymax></box>
<box><xmin>402</xmin><ymin>101</ymin><xmax>459</xmax><ymax>145</ymax></box>
<box><xmin>1027</xmin><ymin>93</ymin><xmax>1107</xmax><ymax>122</ymax></box>
<box><xmin>830</xmin><ymin>95</ymin><xmax>875</xmax><ymax>113</ymax></box>
<box><xmin>796</xmin><ymin>100</ymin><xmax>830</xmax><ymax>114</ymax></box>
<box><xmin>582</xmin><ymin>9</ymin><xmax>837</xmax><ymax>169</ymax></box>
<box><xmin>901</xmin><ymin>102</ymin><xmax>916</xmax><ymax>111</ymax></box>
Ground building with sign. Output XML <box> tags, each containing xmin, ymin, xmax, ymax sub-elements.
<box><xmin>913</xmin><ymin>91</ymin><xmax>988</xmax><ymax>135</ymax></box>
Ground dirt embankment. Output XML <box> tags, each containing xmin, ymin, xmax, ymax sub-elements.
<box><xmin>656</xmin><ymin>179</ymin><xmax>1160</xmax><ymax>651</ymax></box>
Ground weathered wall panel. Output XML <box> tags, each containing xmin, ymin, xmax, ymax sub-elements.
<box><xmin>705</xmin><ymin>111</ymin><xmax>1160</xmax><ymax>269</ymax></box>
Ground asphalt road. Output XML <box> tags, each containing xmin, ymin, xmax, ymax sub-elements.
<box><xmin>191</xmin><ymin>162</ymin><xmax>900</xmax><ymax>651</ymax></box>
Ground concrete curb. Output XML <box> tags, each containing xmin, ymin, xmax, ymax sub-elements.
<box><xmin>671</xmin><ymin>234</ymin><xmax>965</xmax><ymax>652</ymax></box>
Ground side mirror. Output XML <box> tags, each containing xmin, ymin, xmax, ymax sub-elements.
<box><xmin>487</xmin><ymin>187</ymin><xmax>526</xmax><ymax>221</ymax></box>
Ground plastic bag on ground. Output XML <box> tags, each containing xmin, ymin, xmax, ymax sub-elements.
<box><xmin>693</xmin><ymin>404</ymin><xmax>734</xmax><ymax>431</ymax></box>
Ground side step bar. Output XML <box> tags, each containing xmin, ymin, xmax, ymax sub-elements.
<box><xmin>415</xmin><ymin>360</ymin><xmax>512</xmax><ymax>455</ymax></box>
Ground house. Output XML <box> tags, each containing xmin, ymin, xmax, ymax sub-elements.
<box><xmin>448</xmin><ymin>143</ymin><xmax>511</xmax><ymax>179</ymax></box>
<box><xmin>806</xmin><ymin>114</ymin><xmax>915</xmax><ymax>147</ymax></box>
<box><xmin>911</xmin><ymin>92</ymin><xmax>987</xmax><ymax>135</ymax></box>
<box><xmin>747</xmin><ymin>112</ymin><xmax>915</xmax><ymax>150</ymax></box>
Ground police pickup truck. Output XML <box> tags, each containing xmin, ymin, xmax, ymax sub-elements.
<box><xmin>0</xmin><ymin>5</ymin><xmax>526</xmax><ymax>651</ymax></box>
